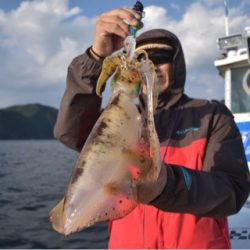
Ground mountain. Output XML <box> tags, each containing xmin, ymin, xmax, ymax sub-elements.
<box><xmin>0</xmin><ymin>103</ymin><xmax>58</xmax><ymax>139</ymax></box>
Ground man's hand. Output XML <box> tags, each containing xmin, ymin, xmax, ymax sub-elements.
<box><xmin>92</xmin><ymin>8</ymin><xmax>142</xmax><ymax>58</ymax></box>
<box><xmin>137</xmin><ymin>163</ymin><xmax>167</xmax><ymax>204</ymax></box>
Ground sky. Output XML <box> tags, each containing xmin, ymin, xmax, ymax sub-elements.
<box><xmin>0</xmin><ymin>0</ymin><xmax>249</xmax><ymax>108</ymax></box>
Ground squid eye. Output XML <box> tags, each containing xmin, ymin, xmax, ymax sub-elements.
<box><xmin>137</xmin><ymin>53</ymin><xmax>146</xmax><ymax>62</ymax></box>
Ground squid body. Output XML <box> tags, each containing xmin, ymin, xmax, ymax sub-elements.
<box><xmin>49</xmin><ymin>38</ymin><xmax>161</xmax><ymax>236</ymax></box>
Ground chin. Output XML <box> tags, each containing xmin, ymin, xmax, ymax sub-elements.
<box><xmin>158</xmin><ymin>84</ymin><xmax>169</xmax><ymax>93</ymax></box>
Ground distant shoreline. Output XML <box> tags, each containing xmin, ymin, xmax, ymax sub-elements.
<box><xmin>0</xmin><ymin>103</ymin><xmax>58</xmax><ymax>140</ymax></box>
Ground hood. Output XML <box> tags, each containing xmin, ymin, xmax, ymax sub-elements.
<box><xmin>136</xmin><ymin>29</ymin><xmax>186</xmax><ymax>110</ymax></box>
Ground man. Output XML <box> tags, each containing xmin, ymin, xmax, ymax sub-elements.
<box><xmin>54</xmin><ymin>8</ymin><xmax>250</xmax><ymax>249</ymax></box>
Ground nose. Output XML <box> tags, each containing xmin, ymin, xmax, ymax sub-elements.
<box><xmin>154</xmin><ymin>65</ymin><xmax>161</xmax><ymax>73</ymax></box>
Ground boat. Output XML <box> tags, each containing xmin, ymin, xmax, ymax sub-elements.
<box><xmin>214</xmin><ymin>24</ymin><xmax>250</xmax><ymax>248</ymax></box>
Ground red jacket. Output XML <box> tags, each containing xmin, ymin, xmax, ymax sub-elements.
<box><xmin>109</xmin><ymin>143</ymin><xmax>230</xmax><ymax>249</ymax></box>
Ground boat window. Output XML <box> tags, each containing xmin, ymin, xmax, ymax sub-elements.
<box><xmin>231</xmin><ymin>65</ymin><xmax>250</xmax><ymax>113</ymax></box>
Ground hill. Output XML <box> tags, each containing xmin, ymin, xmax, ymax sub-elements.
<box><xmin>0</xmin><ymin>103</ymin><xmax>58</xmax><ymax>139</ymax></box>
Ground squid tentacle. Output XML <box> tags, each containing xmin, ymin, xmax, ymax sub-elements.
<box><xmin>96</xmin><ymin>55</ymin><xmax>122</xmax><ymax>97</ymax></box>
<box><xmin>140</xmin><ymin>60</ymin><xmax>161</xmax><ymax>182</ymax></box>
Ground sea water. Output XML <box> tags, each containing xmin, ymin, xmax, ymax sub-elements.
<box><xmin>0</xmin><ymin>140</ymin><xmax>108</xmax><ymax>249</ymax></box>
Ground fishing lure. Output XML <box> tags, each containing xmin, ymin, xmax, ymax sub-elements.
<box><xmin>49</xmin><ymin>1</ymin><xmax>161</xmax><ymax>236</ymax></box>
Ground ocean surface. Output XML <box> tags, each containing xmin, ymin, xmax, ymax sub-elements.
<box><xmin>0</xmin><ymin>140</ymin><xmax>108</xmax><ymax>249</ymax></box>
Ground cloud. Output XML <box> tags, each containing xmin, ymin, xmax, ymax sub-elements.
<box><xmin>143</xmin><ymin>2</ymin><xmax>249</xmax><ymax>68</ymax></box>
<box><xmin>0</xmin><ymin>0</ymin><xmax>249</xmax><ymax>108</ymax></box>
<box><xmin>0</xmin><ymin>0</ymin><xmax>95</xmax><ymax>107</ymax></box>
<box><xmin>142</xmin><ymin>2</ymin><xmax>250</xmax><ymax>100</ymax></box>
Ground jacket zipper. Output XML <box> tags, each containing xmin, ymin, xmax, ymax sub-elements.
<box><xmin>142</xmin><ymin>205</ymin><xmax>145</xmax><ymax>248</ymax></box>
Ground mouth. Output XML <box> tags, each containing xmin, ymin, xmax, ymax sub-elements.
<box><xmin>156</xmin><ymin>74</ymin><xmax>163</xmax><ymax>82</ymax></box>
<box><xmin>157</xmin><ymin>74</ymin><xmax>162</xmax><ymax>78</ymax></box>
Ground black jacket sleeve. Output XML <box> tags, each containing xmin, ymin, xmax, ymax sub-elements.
<box><xmin>54</xmin><ymin>49</ymin><xmax>103</xmax><ymax>152</ymax></box>
<box><xmin>151</xmin><ymin>103</ymin><xmax>250</xmax><ymax>217</ymax></box>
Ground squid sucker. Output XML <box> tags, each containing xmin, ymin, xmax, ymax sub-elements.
<box><xmin>49</xmin><ymin>40</ymin><xmax>161</xmax><ymax>236</ymax></box>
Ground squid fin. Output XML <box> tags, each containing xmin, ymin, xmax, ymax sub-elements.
<box><xmin>49</xmin><ymin>198</ymin><xmax>65</xmax><ymax>235</ymax></box>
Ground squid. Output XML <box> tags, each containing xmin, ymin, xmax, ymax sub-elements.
<box><xmin>49</xmin><ymin>38</ymin><xmax>161</xmax><ymax>236</ymax></box>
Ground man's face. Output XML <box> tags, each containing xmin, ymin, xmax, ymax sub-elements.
<box><xmin>143</xmin><ymin>49</ymin><xmax>173</xmax><ymax>94</ymax></box>
<box><xmin>154</xmin><ymin>63</ymin><xmax>172</xmax><ymax>93</ymax></box>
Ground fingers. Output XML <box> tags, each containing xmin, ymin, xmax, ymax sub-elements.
<box><xmin>107</xmin><ymin>8</ymin><xmax>141</xmax><ymax>23</ymax></box>
<box><xmin>96</xmin><ymin>15</ymin><xmax>129</xmax><ymax>38</ymax></box>
<box><xmin>93</xmin><ymin>8</ymin><xmax>144</xmax><ymax>57</ymax></box>
<box><xmin>137</xmin><ymin>164</ymin><xmax>167</xmax><ymax>204</ymax></box>
<box><xmin>97</xmin><ymin>8</ymin><xmax>142</xmax><ymax>38</ymax></box>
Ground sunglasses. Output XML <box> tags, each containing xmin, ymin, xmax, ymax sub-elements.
<box><xmin>147</xmin><ymin>50</ymin><xmax>173</xmax><ymax>65</ymax></box>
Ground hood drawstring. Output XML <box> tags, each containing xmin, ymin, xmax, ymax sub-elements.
<box><xmin>161</xmin><ymin>104</ymin><xmax>183</xmax><ymax>162</ymax></box>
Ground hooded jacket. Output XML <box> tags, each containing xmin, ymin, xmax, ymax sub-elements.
<box><xmin>54</xmin><ymin>29</ymin><xmax>250</xmax><ymax>249</ymax></box>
